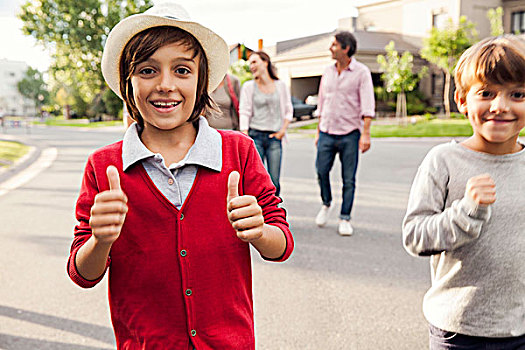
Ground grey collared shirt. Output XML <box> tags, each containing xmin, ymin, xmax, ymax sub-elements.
<box><xmin>122</xmin><ymin>117</ymin><xmax>222</xmax><ymax>209</ymax></box>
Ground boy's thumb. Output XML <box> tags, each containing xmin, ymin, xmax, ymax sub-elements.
<box><xmin>106</xmin><ymin>165</ymin><xmax>121</xmax><ymax>191</ymax></box>
<box><xmin>227</xmin><ymin>171</ymin><xmax>240</xmax><ymax>201</ymax></box>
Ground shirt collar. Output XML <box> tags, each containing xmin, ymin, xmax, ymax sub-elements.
<box><xmin>122</xmin><ymin>116</ymin><xmax>222</xmax><ymax>172</ymax></box>
<box><xmin>332</xmin><ymin>57</ymin><xmax>355</xmax><ymax>72</ymax></box>
<box><xmin>348</xmin><ymin>57</ymin><xmax>356</xmax><ymax>70</ymax></box>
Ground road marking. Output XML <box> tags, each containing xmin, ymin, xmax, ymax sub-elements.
<box><xmin>0</xmin><ymin>147</ymin><xmax>58</xmax><ymax>197</ymax></box>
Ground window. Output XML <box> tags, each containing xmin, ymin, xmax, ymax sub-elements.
<box><xmin>431</xmin><ymin>73</ymin><xmax>436</xmax><ymax>97</ymax></box>
<box><xmin>511</xmin><ymin>11</ymin><xmax>525</xmax><ymax>34</ymax></box>
<box><xmin>431</xmin><ymin>72</ymin><xmax>443</xmax><ymax>97</ymax></box>
<box><xmin>432</xmin><ymin>12</ymin><xmax>448</xmax><ymax>29</ymax></box>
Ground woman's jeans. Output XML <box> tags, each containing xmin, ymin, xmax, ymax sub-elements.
<box><xmin>429</xmin><ymin>324</ymin><xmax>525</xmax><ymax>349</ymax></box>
<box><xmin>248</xmin><ymin>129</ymin><xmax>282</xmax><ymax>196</ymax></box>
<box><xmin>315</xmin><ymin>130</ymin><xmax>360</xmax><ymax>220</ymax></box>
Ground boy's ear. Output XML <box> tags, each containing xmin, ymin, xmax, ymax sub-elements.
<box><xmin>454</xmin><ymin>90</ymin><xmax>468</xmax><ymax>115</ymax></box>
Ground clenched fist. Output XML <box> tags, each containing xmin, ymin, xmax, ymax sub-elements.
<box><xmin>89</xmin><ymin>165</ymin><xmax>128</xmax><ymax>245</ymax></box>
<box><xmin>465</xmin><ymin>173</ymin><xmax>496</xmax><ymax>206</ymax></box>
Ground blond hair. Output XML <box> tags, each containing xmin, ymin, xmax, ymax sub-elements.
<box><xmin>455</xmin><ymin>35</ymin><xmax>525</xmax><ymax>100</ymax></box>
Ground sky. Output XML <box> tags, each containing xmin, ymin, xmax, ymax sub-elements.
<box><xmin>0</xmin><ymin>0</ymin><xmax>374</xmax><ymax>72</ymax></box>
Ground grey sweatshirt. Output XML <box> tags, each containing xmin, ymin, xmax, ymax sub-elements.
<box><xmin>402</xmin><ymin>141</ymin><xmax>525</xmax><ymax>337</ymax></box>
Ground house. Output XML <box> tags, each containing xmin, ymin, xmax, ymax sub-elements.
<box><xmin>0</xmin><ymin>59</ymin><xmax>35</xmax><ymax>117</ymax></box>
<box><xmin>269</xmin><ymin>25</ymin><xmax>428</xmax><ymax>103</ymax></box>
<box><xmin>228</xmin><ymin>43</ymin><xmax>256</xmax><ymax>65</ymax></box>
<box><xmin>269</xmin><ymin>0</ymin><xmax>525</xmax><ymax>113</ymax></box>
<box><xmin>357</xmin><ymin>0</ymin><xmax>525</xmax><ymax>38</ymax></box>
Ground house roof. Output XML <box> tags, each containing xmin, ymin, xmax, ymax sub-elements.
<box><xmin>274</xmin><ymin>30</ymin><xmax>422</xmax><ymax>58</ymax></box>
<box><xmin>228</xmin><ymin>43</ymin><xmax>255</xmax><ymax>53</ymax></box>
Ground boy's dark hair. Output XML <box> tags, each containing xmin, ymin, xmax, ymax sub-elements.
<box><xmin>119</xmin><ymin>26</ymin><xmax>212</xmax><ymax>127</ymax></box>
<box><xmin>455</xmin><ymin>35</ymin><xmax>525</xmax><ymax>100</ymax></box>
<box><xmin>335</xmin><ymin>31</ymin><xmax>357</xmax><ymax>58</ymax></box>
<box><xmin>252</xmin><ymin>51</ymin><xmax>279</xmax><ymax>80</ymax></box>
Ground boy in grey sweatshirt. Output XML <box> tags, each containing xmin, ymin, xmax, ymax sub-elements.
<box><xmin>402</xmin><ymin>36</ymin><xmax>525</xmax><ymax>349</ymax></box>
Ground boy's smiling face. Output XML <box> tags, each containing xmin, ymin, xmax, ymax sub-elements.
<box><xmin>131</xmin><ymin>42</ymin><xmax>199</xmax><ymax>132</ymax></box>
<box><xmin>456</xmin><ymin>81</ymin><xmax>525</xmax><ymax>154</ymax></box>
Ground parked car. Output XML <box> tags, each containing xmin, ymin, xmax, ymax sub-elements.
<box><xmin>291</xmin><ymin>96</ymin><xmax>316</xmax><ymax>120</ymax></box>
<box><xmin>305</xmin><ymin>94</ymin><xmax>318</xmax><ymax>106</ymax></box>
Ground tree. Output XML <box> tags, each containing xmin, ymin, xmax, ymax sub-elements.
<box><xmin>377</xmin><ymin>41</ymin><xmax>427</xmax><ymax>121</ymax></box>
<box><xmin>487</xmin><ymin>7</ymin><xmax>504</xmax><ymax>37</ymax></box>
<box><xmin>230</xmin><ymin>59</ymin><xmax>253</xmax><ymax>85</ymax></box>
<box><xmin>17</xmin><ymin>66</ymin><xmax>50</xmax><ymax>114</ymax></box>
<box><xmin>18</xmin><ymin>0</ymin><xmax>153</xmax><ymax>119</ymax></box>
<box><xmin>420</xmin><ymin>16</ymin><xmax>477</xmax><ymax>117</ymax></box>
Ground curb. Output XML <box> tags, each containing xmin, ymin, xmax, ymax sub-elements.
<box><xmin>0</xmin><ymin>136</ymin><xmax>42</xmax><ymax>185</ymax></box>
<box><xmin>0</xmin><ymin>147</ymin><xmax>58</xmax><ymax>198</ymax></box>
<box><xmin>0</xmin><ymin>145</ymin><xmax>36</xmax><ymax>176</ymax></box>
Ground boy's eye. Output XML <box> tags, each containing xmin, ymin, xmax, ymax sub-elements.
<box><xmin>139</xmin><ymin>68</ymin><xmax>155</xmax><ymax>75</ymax></box>
<box><xmin>510</xmin><ymin>91</ymin><xmax>525</xmax><ymax>99</ymax></box>
<box><xmin>478</xmin><ymin>90</ymin><xmax>494</xmax><ymax>98</ymax></box>
<box><xmin>175</xmin><ymin>67</ymin><xmax>190</xmax><ymax>75</ymax></box>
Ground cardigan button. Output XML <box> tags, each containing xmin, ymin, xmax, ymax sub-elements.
<box><xmin>180</xmin><ymin>213</ymin><xmax>184</xmax><ymax>220</ymax></box>
<box><xmin>191</xmin><ymin>329</ymin><xmax>197</xmax><ymax>337</ymax></box>
<box><xmin>185</xmin><ymin>288</ymin><xmax>192</xmax><ymax>296</ymax></box>
<box><xmin>180</xmin><ymin>249</ymin><xmax>187</xmax><ymax>257</ymax></box>
<box><xmin>168</xmin><ymin>178</ymin><xmax>174</xmax><ymax>185</ymax></box>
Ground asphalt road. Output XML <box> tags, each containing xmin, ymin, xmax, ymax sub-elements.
<box><xmin>0</xmin><ymin>125</ymin><xmax>451</xmax><ymax>349</ymax></box>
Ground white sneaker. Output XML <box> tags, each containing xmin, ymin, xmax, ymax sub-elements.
<box><xmin>338</xmin><ymin>220</ymin><xmax>354</xmax><ymax>236</ymax></box>
<box><xmin>315</xmin><ymin>205</ymin><xmax>331</xmax><ymax>227</ymax></box>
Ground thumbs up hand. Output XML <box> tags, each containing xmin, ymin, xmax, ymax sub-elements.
<box><xmin>227</xmin><ymin>171</ymin><xmax>265</xmax><ymax>243</ymax></box>
<box><xmin>89</xmin><ymin>165</ymin><xmax>128</xmax><ymax>245</ymax></box>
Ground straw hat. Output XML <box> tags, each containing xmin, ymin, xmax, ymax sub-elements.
<box><xmin>101</xmin><ymin>2</ymin><xmax>229</xmax><ymax>98</ymax></box>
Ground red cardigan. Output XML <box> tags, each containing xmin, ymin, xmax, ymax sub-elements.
<box><xmin>67</xmin><ymin>130</ymin><xmax>293</xmax><ymax>350</ymax></box>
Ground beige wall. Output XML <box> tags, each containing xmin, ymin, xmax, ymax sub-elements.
<box><xmin>357</xmin><ymin>0</ymin><xmax>461</xmax><ymax>36</ymax></box>
<box><xmin>460</xmin><ymin>0</ymin><xmax>503</xmax><ymax>38</ymax></box>
<box><xmin>402</xmin><ymin>0</ymin><xmax>460</xmax><ymax>36</ymax></box>
<box><xmin>357</xmin><ymin>1</ymin><xmax>404</xmax><ymax>32</ymax></box>
<box><xmin>356</xmin><ymin>0</ymin><xmax>515</xmax><ymax>38</ymax></box>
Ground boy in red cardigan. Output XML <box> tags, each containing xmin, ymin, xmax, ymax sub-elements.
<box><xmin>67</xmin><ymin>3</ymin><xmax>293</xmax><ymax>349</ymax></box>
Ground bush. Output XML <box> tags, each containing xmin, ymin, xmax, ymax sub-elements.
<box><xmin>230</xmin><ymin>60</ymin><xmax>253</xmax><ymax>85</ymax></box>
<box><xmin>374</xmin><ymin>86</ymin><xmax>390</xmax><ymax>102</ymax></box>
<box><xmin>406</xmin><ymin>91</ymin><xmax>437</xmax><ymax>115</ymax></box>
<box><xmin>102</xmin><ymin>88</ymin><xmax>123</xmax><ymax>119</ymax></box>
<box><xmin>72</xmin><ymin>94</ymin><xmax>90</xmax><ymax>118</ymax></box>
<box><xmin>86</xmin><ymin>88</ymin><xmax>122</xmax><ymax>120</ymax></box>
<box><xmin>450</xmin><ymin>112</ymin><xmax>466</xmax><ymax>119</ymax></box>
<box><xmin>375</xmin><ymin>87</ymin><xmax>437</xmax><ymax>115</ymax></box>
<box><xmin>423</xmin><ymin>113</ymin><xmax>436</xmax><ymax>121</ymax></box>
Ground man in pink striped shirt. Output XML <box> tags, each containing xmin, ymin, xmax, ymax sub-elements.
<box><xmin>314</xmin><ymin>31</ymin><xmax>375</xmax><ymax>236</ymax></box>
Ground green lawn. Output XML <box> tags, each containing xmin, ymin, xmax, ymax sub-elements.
<box><xmin>295</xmin><ymin>119</ymin><xmax>525</xmax><ymax>138</ymax></box>
<box><xmin>371</xmin><ymin>119</ymin><xmax>474</xmax><ymax>137</ymax></box>
<box><xmin>0</xmin><ymin>141</ymin><xmax>30</xmax><ymax>168</ymax></box>
<box><xmin>36</xmin><ymin>118</ymin><xmax>123</xmax><ymax>128</ymax></box>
